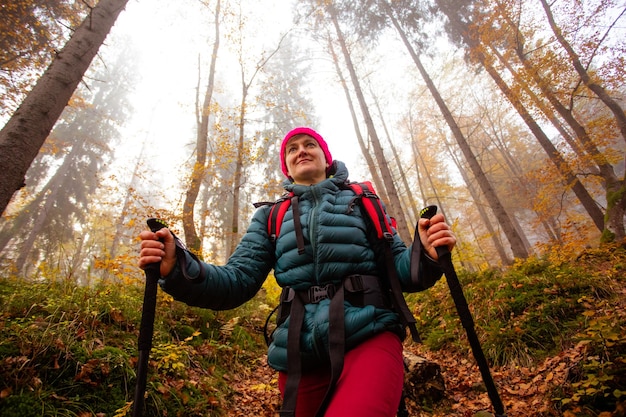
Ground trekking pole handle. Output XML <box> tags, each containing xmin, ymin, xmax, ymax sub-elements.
<box><xmin>147</xmin><ymin>218</ymin><xmax>168</xmax><ymax>234</ymax></box>
<box><xmin>144</xmin><ymin>218</ymin><xmax>168</xmax><ymax>272</ymax></box>
<box><xmin>419</xmin><ymin>205</ymin><xmax>450</xmax><ymax>258</ymax></box>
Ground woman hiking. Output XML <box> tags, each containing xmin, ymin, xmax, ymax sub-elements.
<box><xmin>138</xmin><ymin>126</ymin><xmax>456</xmax><ymax>417</ymax></box>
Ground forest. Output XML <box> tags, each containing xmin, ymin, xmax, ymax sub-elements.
<box><xmin>0</xmin><ymin>0</ymin><xmax>625</xmax><ymax>416</ymax></box>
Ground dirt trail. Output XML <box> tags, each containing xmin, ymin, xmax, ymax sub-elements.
<box><xmin>225</xmin><ymin>342</ymin><xmax>581</xmax><ymax>417</ymax></box>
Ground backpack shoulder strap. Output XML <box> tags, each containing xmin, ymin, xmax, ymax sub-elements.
<box><xmin>267</xmin><ymin>193</ymin><xmax>293</xmax><ymax>243</ymax></box>
<box><xmin>258</xmin><ymin>191</ymin><xmax>306</xmax><ymax>254</ymax></box>
<box><xmin>344</xmin><ymin>181</ymin><xmax>421</xmax><ymax>342</ymax></box>
<box><xmin>345</xmin><ymin>181</ymin><xmax>396</xmax><ymax>241</ymax></box>
<box><xmin>263</xmin><ymin>182</ymin><xmax>391</xmax><ymax>244</ymax></box>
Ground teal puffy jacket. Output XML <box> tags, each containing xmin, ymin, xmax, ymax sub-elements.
<box><xmin>159</xmin><ymin>161</ymin><xmax>443</xmax><ymax>372</ymax></box>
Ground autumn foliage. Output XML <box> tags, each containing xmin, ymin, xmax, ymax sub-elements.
<box><xmin>0</xmin><ymin>244</ymin><xmax>624</xmax><ymax>416</ymax></box>
<box><xmin>1</xmin><ymin>0</ymin><xmax>626</xmax><ymax>415</ymax></box>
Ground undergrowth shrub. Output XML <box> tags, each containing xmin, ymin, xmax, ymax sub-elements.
<box><xmin>557</xmin><ymin>295</ymin><xmax>626</xmax><ymax>412</ymax></box>
<box><xmin>409</xmin><ymin>244</ymin><xmax>626</xmax><ymax>415</ymax></box>
<box><xmin>1</xmin><ymin>246</ymin><xmax>623</xmax><ymax>416</ymax></box>
<box><xmin>0</xmin><ymin>274</ymin><xmax>273</xmax><ymax>416</ymax></box>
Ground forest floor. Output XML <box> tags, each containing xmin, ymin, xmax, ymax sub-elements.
<box><xmin>225</xmin><ymin>340</ymin><xmax>622</xmax><ymax>417</ymax></box>
<box><xmin>2</xmin><ymin>246</ymin><xmax>624</xmax><ymax>417</ymax></box>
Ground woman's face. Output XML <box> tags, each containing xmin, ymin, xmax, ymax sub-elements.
<box><xmin>284</xmin><ymin>134</ymin><xmax>329</xmax><ymax>184</ymax></box>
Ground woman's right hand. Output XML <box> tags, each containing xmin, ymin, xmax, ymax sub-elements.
<box><xmin>417</xmin><ymin>213</ymin><xmax>456</xmax><ymax>261</ymax></box>
<box><xmin>139</xmin><ymin>227</ymin><xmax>177</xmax><ymax>277</ymax></box>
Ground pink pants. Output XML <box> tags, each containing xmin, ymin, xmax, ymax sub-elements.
<box><xmin>278</xmin><ymin>331</ymin><xmax>404</xmax><ymax>417</ymax></box>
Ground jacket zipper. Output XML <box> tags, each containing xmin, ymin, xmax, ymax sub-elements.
<box><xmin>309</xmin><ymin>186</ymin><xmax>321</xmax><ymax>284</ymax></box>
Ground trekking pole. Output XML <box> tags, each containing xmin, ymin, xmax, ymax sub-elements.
<box><xmin>132</xmin><ymin>218</ymin><xmax>168</xmax><ymax>417</ymax></box>
<box><xmin>420</xmin><ymin>206</ymin><xmax>507</xmax><ymax>417</ymax></box>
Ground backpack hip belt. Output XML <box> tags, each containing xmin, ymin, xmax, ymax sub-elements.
<box><xmin>277</xmin><ymin>274</ymin><xmax>390</xmax><ymax>320</ymax></box>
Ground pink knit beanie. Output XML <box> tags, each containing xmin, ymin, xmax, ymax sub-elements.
<box><xmin>280</xmin><ymin>127</ymin><xmax>333</xmax><ymax>178</ymax></box>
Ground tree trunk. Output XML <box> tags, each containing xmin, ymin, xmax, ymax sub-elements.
<box><xmin>387</xmin><ymin>7</ymin><xmax>529</xmax><ymax>259</ymax></box>
<box><xmin>490</xmin><ymin>46</ymin><xmax>592</xmax><ymax>169</ymax></box>
<box><xmin>402</xmin><ymin>351</ymin><xmax>446</xmax><ymax>408</ymax></box>
<box><xmin>410</xmin><ymin>128</ymin><xmax>450</xmax><ymax>224</ymax></box>
<box><xmin>406</xmin><ymin>114</ymin><xmax>429</xmax><ymax>206</ymax></box>
<box><xmin>410</xmin><ymin>124</ymin><xmax>476</xmax><ymax>269</ymax></box>
<box><xmin>493</xmin><ymin>1</ymin><xmax>623</xmax><ymax>240</ymax></box>
<box><xmin>110</xmin><ymin>142</ymin><xmax>145</xmax><ymax>259</ymax></box>
<box><xmin>15</xmin><ymin>140</ymin><xmax>81</xmax><ymax>274</ymax></box>
<box><xmin>483</xmin><ymin>111</ymin><xmax>559</xmax><ymax>243</ymax></box>
<box><xmin>0</xmin><ymin>0</ymin><xmax>129</xmax><ymax>216</ymax></box>
<box><xmin>183</xmin><ymin>0</ymin><xmax>221</xmax><ymax>254</ymax></box>
<box><xmin>326</xmin><ymin>35</ymin><xmax>389</xmax><ymax>203</ymax></box>
<box><xmin>441</xmin><ymin>133</ymin><xmax>513</xmax><ymax>265</ymax></box>
<box><xmin>438</xmin><ymin>2</ymin><xmax>606</xmax><ymax>235</ymax></box>
<box><xmin>229</xmin><ymin>30</ymin><xmax>286</xmax><ymax>255</ymax></box>
<box><xmin>15</xmin><ymin>189</ymin><xmax>58</xmax><ymax>276</ymax></box>
<box><xmin>539</xmin><ymin>0</ymin><xmax>626</xmax><ymax>145</ymax></box>
<box><xmin>328</xmin><ymin>6</ymin><xmax>412</xmax><ymax>244</ymax></box>
<box><xmin>231</xmin><ymin>90</ymin><xmax>247</xmax><ymax>255</ymax></box>
<box><xmin>372</xmin><ymin>89</ymin><xmax>421</xmax><ymax>225</ymax></box>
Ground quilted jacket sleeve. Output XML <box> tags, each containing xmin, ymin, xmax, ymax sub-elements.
<box><xmin>390</xmin><ymin>222</ymin><xmax>444</xmax><ymax>293</ymax></box>
<box><xmin>159</xmin><ymin>207</ymin><xmax>276</xmax><ymax>310</ymax></box>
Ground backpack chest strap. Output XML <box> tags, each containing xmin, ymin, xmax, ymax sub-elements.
<box><xmin>279</xmin><ymin>274</ymin><xmax>389</xmax><ymax>311</ymax></box>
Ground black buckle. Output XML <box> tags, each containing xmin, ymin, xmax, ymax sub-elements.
<box><xmin>362</xmin><ymin>191</ymin><xmax>378</xmax><ymax>199</ymax></box>
<box><xmin>345</xmin><ymin>275</ymin><xmax>364</xmax><ymax>292</ymax></box>
<box><xmin>281</xmin><ymin>287</ymin><xmax>295</xmax><ymax>303</ymax></box>
<box><xmin>308</xmin><ymin>284</ymin><xmax>335</xmax><ymax>303</ymax></box>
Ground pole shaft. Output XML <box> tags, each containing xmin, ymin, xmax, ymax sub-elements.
<box><xmin>132</xmin><ymin>219</ymin><xmax>167</xmax><ymax>417</ymax></box>
<box><xmin>421</xmin><ymin>206</ymin><xmax>506</xmax><ymax>416</ymax></box>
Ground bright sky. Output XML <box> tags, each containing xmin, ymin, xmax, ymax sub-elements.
<box><xmin>105</xmin><ymin>0</ymin><xmax>373</xmax><ymax>205</ymax></box>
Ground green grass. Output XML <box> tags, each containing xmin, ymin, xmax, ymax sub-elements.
<box><xmin>0</xmin><ymin>275</ymin><xmax>272</xmax><ymax>416</ymax></box>
<box><xmin>0</xmin><ymin>244</ymin><xmax>624</xmax><ymax>416</ymax></box>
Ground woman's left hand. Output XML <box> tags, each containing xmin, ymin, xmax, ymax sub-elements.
<box><xmin>417</xmin><ymin>213</ymin><xmax>456</xmax><ymax>260</ymax></box>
